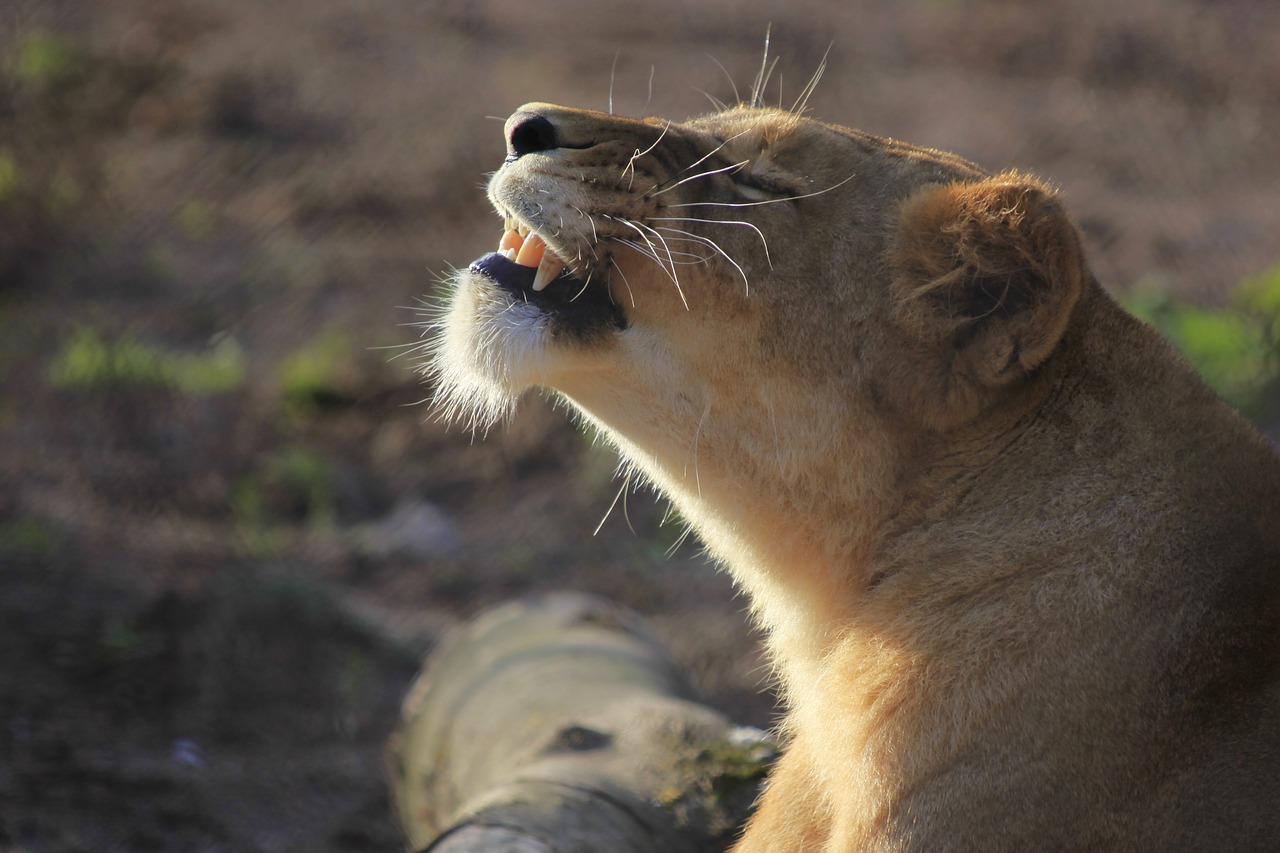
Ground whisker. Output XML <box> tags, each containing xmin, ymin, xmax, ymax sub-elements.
<box><xmin>665</xmin><ymin>171</ymin><xmax>858</xmax><ymax>209</ymax></box>
<box><xmin>651</xmin><ymin>215</ymin><xmax>773</xmax><ymax>271</ymax></box>
<box><xmin>791</xmin><ymin>46</ymin><xmax>831</xmax><ymax>116</ymax></box>
<box><xmin>751</xmin><ymin>26</ymin><xmax>773</xmax><ymax>109</ymax></box>
<box><xmin>594</xmin><ymin>464</ymin><xmax>639</xmax><ymax>539</ymax></box>
<box><xmin>696</xmin><ymin>87</ymin><xmax>730</xmax><ymax>113</ymax></box>
<box><xmin>615</xmin><ymin>219</ymin><xmax>689</xmax><ymax>309</ymax></box>
<box><xmin>569</xmin><ymin>268</ymin><xmax>594</xmax><ymax>302</ymax></box>
<box><xmin>652</xmin><ymin>226</ymin><xmax>752</xmax><ymax>295</ymax></box>
<box><xmin>609</xmin><ymin>255</ymin><xmax>636</xmax><ymax>307</ymax></box>
<box><xmin>608</xmin><ymin>49</ymin><xmax>620</xmax><ymax>115</ymax></box>
<box><xmin>621</xmin><ymin>471</ymin><xmax>635</xmax><ymax>535</ymax></box>
<box><xmin>375</xmin><ymin>338</ymin><xmax>435</xmax><ymax>359</ymax></box>
<box><xmin>621</xmin><ymin>237</ymin><xmax>710</xmax><ymax>265</ymax></box>
<box><xmin>706</xmin><ymin>53</ymin><xmax>741</xmax><ymax>106</ymax></box>
<box><xmin>650</xmin><ymin>159</ymin><xmax>750</xmax><ymax>198</ymax></box>
<box><xmin>572</xmin><ymin>205</ymin><xmax>600</xmax><ymax>245</ymax></box>
<box><xmin>691</xmin><ymin>394</ymin><xmax>712</xmax><ymax>500</ymax></box>
<box><xmin>595</xmin><ymin>478</ymin><xmax>629</xmax><ymax>536</ymax></box>
<box><xmin>622</xmin><ymin>120</ymin><xmax>671</xmax><ymax>190</ymax></box>
<box><xmin>648</xmin><ymin>129</ymin><xmax>751</xmax><ymax>194</ymax></box>
<box><xmin>628</xmin><ymin>219</ymin><xmax>692</xmax><ymax>309</ymax></box>
<box><xmin>615</xmin><ymin>238</ymin><xmax>667</xmax><ymax>268</ymax></box>
<box><xmin>664</xmin><ymin>523</ymin><xmax>695</xmax><ymax>559</ymax></box>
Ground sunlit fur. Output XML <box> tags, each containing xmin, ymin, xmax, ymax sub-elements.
<box><xmin>425</xmin><ymin>98</ymin><xmax>1280</xmax><ymax>851</ymax></box>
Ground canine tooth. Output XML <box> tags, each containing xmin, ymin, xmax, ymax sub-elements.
<box><xmin>515</xmin><ymin>232</ymin><xmax>547</xmax><ymax>267</ymax></box>
<box><xmin>532</xmin><ymin>254</ymin><xmax>567</xmax><ymax>292</ymax></box>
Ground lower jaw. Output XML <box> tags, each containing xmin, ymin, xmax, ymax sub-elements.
<box><xmin>469</xmin><ymin>251</ymin><xmax>627</xmax><ymax>339</ymax></box>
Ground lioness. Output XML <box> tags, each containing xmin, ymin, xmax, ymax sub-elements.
<box><xmin>429</xmin><ymin>101</ymin><xmax>1280</xmax><ymax>850</ymax></box>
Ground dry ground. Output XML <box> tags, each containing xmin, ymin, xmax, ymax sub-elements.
<box><xmin>1</xmin><ymin>0</ymin><xmax>1277</xmax><ymax>850</ymax></box>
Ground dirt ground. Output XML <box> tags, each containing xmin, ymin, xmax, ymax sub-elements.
<box><xmin>1</xmin><ymin>0</ymin><xmax>1277</xmax><ymax>850</ymax></box>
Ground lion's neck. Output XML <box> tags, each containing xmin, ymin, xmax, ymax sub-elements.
<box><xmin>571</xmin><ymin>390</ymin><xmax>908</xmax><ymax>702</ymax></box>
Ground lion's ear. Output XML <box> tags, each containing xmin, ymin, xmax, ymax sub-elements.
<box><xmin>890</xmin><ymin>174</ymin><xmax>1086</xmax><ymax>408</ymax></box>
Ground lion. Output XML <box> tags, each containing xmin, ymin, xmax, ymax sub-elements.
<box><xmin>427</xmin><ymin>100</ymin><xmax>1280</xmax><ymax>851</ymax></box>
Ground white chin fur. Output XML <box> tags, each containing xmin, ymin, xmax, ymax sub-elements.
<box><xmin>423</xmin><ymin>269</ymin><xmax>550</xmax><ymax>431</ymax></box>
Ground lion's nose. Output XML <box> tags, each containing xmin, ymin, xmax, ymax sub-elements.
<box><xmin>506</xmin><ymin>112</ymin><xmax>559</xmax><ymax>160</ymax></box>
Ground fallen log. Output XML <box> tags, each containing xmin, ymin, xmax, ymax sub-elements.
<box><xmin>386</xmin><ymin>592</ymin><xmax>775</xmax><ymax>852</ymax></box>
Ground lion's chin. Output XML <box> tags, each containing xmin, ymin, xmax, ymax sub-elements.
<box><xmin>425</xmin><ymin>266</ymin><xmax>547</xmax><ymax>429</ymax></box>
<box><xmin>468</xmin><ymin>251</ymin><xmax>626</xmax><ymax>337</ymax></box>
<box><xmin>427</xmin><ymin>254</ymin><xmax>625</xmax><ymax>430</ymax></box>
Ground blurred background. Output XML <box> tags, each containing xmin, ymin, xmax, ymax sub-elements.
<box><xmin>1</xmin><ymin>0</ymin><xmax>1277</xmax><ymax>850</ymax></box>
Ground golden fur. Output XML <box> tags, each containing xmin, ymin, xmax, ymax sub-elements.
<box><xmin>429</xmin><ymin>101</ymin><xmax>1280</xmax><ymax>850</ymax></box>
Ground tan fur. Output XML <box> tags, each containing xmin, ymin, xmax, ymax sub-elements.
<box><xmin>430</xmin><ymin>102</ymin><xmax>1280</xmax><ymax>851</ymax></box>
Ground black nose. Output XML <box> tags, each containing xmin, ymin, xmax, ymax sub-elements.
<box><xmin>506</xmin><ymin>114</ymin><xmax>558</xmax><ymax>160</ymax></box>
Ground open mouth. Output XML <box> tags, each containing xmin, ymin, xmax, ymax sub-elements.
<box><xmin>469</xmin><ymin>220</ymin><xmax>627</xmax><ymax>334</ymax></box>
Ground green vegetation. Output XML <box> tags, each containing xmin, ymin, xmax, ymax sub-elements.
<box><xmin>229</xmin><ymin>477</ymin><xmax>287</xmax><ymax>559</ymax></box>
<box><xmin>267</xmin><ymin>446</ymin><xmax>339</xmax><ymax>529</ymax></box>
<box><xmin>0</xmin><ymin>29</ymin><xmax>174</xmax><ymax>289</ymax></box>
<box><xmin>0</xmin><ymin>150</ymin><xmax>18</xmax><ymax>204</ymax></box>
<box><xmin>1122</xmin><ymin>263</ymin><xmax>1280</xmax><ymax>417</ymax></box>
<box><xmin>0</xmin><ymin>518</ymin><xmax>63</xmax><ymax>559</ymax></box>
<box><xmin>175</xmin><ymin>200</ymin><xmax>220</xmax><ymax>240</ymax></box>
<box><xmin>11</xmin><ymin>31</ymin><xmax>90</xmax><ymax>90</ymax></box>
<box><xmin>231</xmin><ymin>446</ymin><xmax>339</xmax><ymax>551</ymax></box>
<box><xmin>277</xmin><ymin>327</ymin><xmax>356</xmax><ymax>410</ymax></box>
<box><xmin>48</xmin><ymin>327</ymin><xmax>247</xmax><ymax>394</ymax></box>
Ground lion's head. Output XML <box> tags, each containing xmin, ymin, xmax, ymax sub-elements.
<box><xmin>432</xmin><ymin>103</ymin><xmax>1090</xmax><ymax>617</ymax></box>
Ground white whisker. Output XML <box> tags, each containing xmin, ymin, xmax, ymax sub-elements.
<box><xmin>609</xmin><ymin>255</ymin><xmax>636</xmax><ymax>307</ymax></box>
<box><xmin>574</xmin><ymin>205</ymin><xmax>600</xmax><ymax>244</ymax></box>
<box><xmin>608</xmin><ymin>49</ymin><xmax>620</xmax><ymax>115</ymax></box>
<box><xmin>616</xmin><ymin>219</ymin><xmax>688</xmax><ymax>309</ymax></box>
<box><xmin>691</xmin><ymin>395</ymin><xmax>712</xmax><ymax>500</ymax></box>
<box><xmin>751</xmin><ymin>26</ymin><xmax>773</xmax><ymax>108</ymax></box>
<box><xmin>649</xmin><ymin>129</ymin><xmax>752</xmax><ymax>195</ymax></box>
<box><xmin>621</xmin><ymin>237</ymin><xmax>711</xmax><ymax>265</ymax></box>
<box><xmin>664</xmin><ymin>522</ymin><xmax>695</xmax><ymax>559</ymax></box>
<box><xmin>569</xmin><ymin>269</ymin><xmax>594</xmax><ymax>301</ymax></box>
<box><xmin>594</xmin><ymin>468</ymin><xmax>637</xmax><ymax>537</ymax></box>
<box><xmin>791</xmin><ymin>47</ymin><xmax>830</xmax><ymax>116</ymax></box>
<box><xmin>652</xmin><ymin>226</ymin><xmax>752</xmax><ymax>295</ymax></box>
<box><xmin>651</xmin><ymin>216</ymin><xmax>773</xmax><ymax>271</ymax></box>
<box><xmin>622</xmin><ymin>120</ymin><xmax>670</xmax><ymax>190</ymax></box>
<box><xmin>615</xmin><ymin>238</ymin><xmax>667</xmax><ymax>268</ymax></box>
<box><xmin>697</xmin><ymin>87</ymin><xmax>729</xmax><ymax>113</ymax></box>
<box><xmin>650</xmin><ymin>159</ymin><xmax>750</xmax><ymax>198</ymax></box>
<box><xmin>628</xmin><ymin>219</ymin><xmax>692</xmax><ymax>309</ymax></box>
<box><xmin>666</xmin><ymin>171</ymin><xmax>858</xmax><ymax>209</ymax></box>
<box><xmin>706</xmin><ymin>53</ymin><xmax>740</xmax><ymax>106</ymax></box>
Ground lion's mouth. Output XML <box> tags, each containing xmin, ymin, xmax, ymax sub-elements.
<box><xmin>478</xmin><ymin>224</ymin><xmax>576</xmax><ymax>293</ymax></box>
<box><xmin>469</xmin><ymin>219</ymin><xmax>626</xmax><ymax>334</ymax></box>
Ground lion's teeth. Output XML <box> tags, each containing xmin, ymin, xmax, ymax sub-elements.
<box><xmin>515</xmin><ymin>232</ymin><xmax>547</xmax><ymax>267</ymax></box>
<box><xmin>495</xmin><ymin>226</ymin><xmax>570</xmax><ymax>291</ymax></box>
<box><xmin>532</xmin><ymin>254</ymin><xmax>567</xmax><ymax>292</ymax></box>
